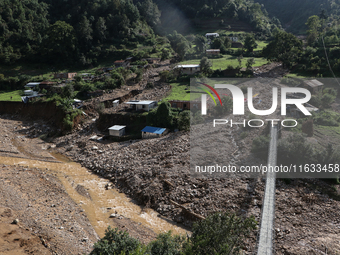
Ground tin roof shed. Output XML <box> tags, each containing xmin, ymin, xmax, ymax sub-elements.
<box><xmin>141</xmin><ymin>126</ymin><xmax>166</xmax><ymax>135</ymax></box>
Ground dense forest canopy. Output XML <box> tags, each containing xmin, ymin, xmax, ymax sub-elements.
<box><xmin>154</xmin><ymin>0</ymin><xmax>279</xmax><ymax>34</ymax></box>
<box><xmin>0</xmin><ymin>0</ymin><xmax>278</xmax><ymax>65</ymax></box>
<box><xmin>254</xmin><ymin>0</ymin><xmax>340</xmax><ymax>34</ymax></box>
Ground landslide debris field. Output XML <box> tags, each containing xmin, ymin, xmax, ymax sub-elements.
<box><xmin>1</xmin><ymin>75</ymin><xmax>340</xmax><ymax>254</ymax></box>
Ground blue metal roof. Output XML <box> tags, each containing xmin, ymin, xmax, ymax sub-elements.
<box><xmin>142</xmin><ymin>126</ymin><xmax>166</xmax><ymax>134</ymax></box>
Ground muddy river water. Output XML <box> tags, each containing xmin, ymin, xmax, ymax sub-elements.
<box><xmin>0</xmin><ymin>154</ymin><xmax>187</xmax><ymax>238</ymax></box>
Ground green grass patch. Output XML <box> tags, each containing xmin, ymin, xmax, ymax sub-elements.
<box><xmin>316</xmin><ymin>125</ymin><xmax>340</xmax><ymax>135</ymax></box>
<box><xmin>254</xmin><ymin>41</ymin><xmax>269</xmax><ymax>51</ymax></box>
<box><xmin>285</xmin><ymin>73</ymin><xmax>311</xmax><ymax>79</ymax></box>
<box><xmin>164</xmin><ymin>83</ymin><xmax>201</xmax><ymax>101</ymax></box>
<box><xmin>180</xmin><ymin>55</ymin><xmax>268</xmax><ymax>70</ymax></box>
<box><xmin>0</xmin><ymin>90</ymin><xmax>23</xmax><ymax>101</ymax></box>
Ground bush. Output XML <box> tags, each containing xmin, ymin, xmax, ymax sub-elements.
<box><xmin>149</xmin><ymin>231</ymin><xmax>186</xmax><ymax>255</ymax></box>
<box><xmin>251</xmin><ymin>135</ymin><xmax>270</xmax><ymax>159</ymax></box>
<box><xmin>187</xmin><ymin>213</ymin><xmax>257</xmax><ymax>255</ymax></box>
<box><xmin>240</xmin><ymin>131</ymin><xmax>248</xmax><ymax>139</ymax></box>
<box><xmin>90</xmin><ymin>227</ymin><xmax>141</xmax><ymax>255</ymax></box>
<box><xmin>277</xmin><ymin>133</ymin><xmax>315</xmax><ymax>165</ymax></box>
<box><xmin>178</xmin><ymin>110</ymin><xmax>190</xmax><ymax>131</ymax></box>
<box><xmin>91</xmin><ymin>213</ymin><xmax>257</xmax><ymax>255</ymax></box>
<box><xmin>313</xmin><ymin>111</ymin><xmax>339</xmax><ymax>126</ymax></box>
<box><xmin>62</xmin><ymin>114</ymin><xmax>73</xmax><ymax>131</ymax></box>
<box><xmin>146</xmin><ymin>82</ymin><xmax>154</xmax><ymax>89</ymax></box>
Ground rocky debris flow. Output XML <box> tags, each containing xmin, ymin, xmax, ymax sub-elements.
<box><xmin>82</xmin><ymin>60</ymin><xmax>172</xmax><ymax>116</ymax></box>
<box><xmin>0</xmin><ymin>164</ymin><xmax>98</xmax><ymax>255</ymax></box>
<box><xmin>253</xmin><ymin>62</ymin><xmax>289</xmax><ymax>78</ymax></box>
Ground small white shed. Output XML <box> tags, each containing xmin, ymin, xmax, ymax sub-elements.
<box><xmin>109</xmin><ymin>125</ymin><xmax>126</xmax><ymax>137</ymax></box>
<box><xmin>113</xmin><ymin>100</ymin><xmax>119</xmax><ymax>107</ymax></box>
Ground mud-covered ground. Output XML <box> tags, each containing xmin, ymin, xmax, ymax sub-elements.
<box><xmin>51</xmin><ymin>78</ymin><xmax>340</xmax><ymax>254</ymax></box>
<box><xmin>1</xmin><ymin>66</ymin><xmax>340</xmax><ymax>254</ymax></box>
<box><xmin>0</xmin><ymin>164</ymin><xmax>98</xmax><ymax>255</ymax></box>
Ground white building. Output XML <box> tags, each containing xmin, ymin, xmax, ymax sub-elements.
<box><xmin>125</xmin><ymin>100</ymin><xmax>157</xmax><ymax>112</ymax></box>
<box><xmin>205</xmin><ymin>33</ymin><xmax>219</xmax><ymax>38</ymax></box>
<box><xmin>113</xmin><ymin>99</ymin><xmax>119</xmax><ymax>107</ymax></box>
<box><xmin>25</xmin><ymin>82</ymin><xmax>40</xmax><ymax>88</ymax></box>
<box><xmin>109</xmin><ymin>125</ymin><xmax>126</xmax><ymax>137</ymax></box>
<box><xmin>175</xmin><ymin>65</ymin><xmax>200</xmax><ymax>75</ymax></box>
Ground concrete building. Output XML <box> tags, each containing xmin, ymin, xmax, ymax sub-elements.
<box><xmin>142</xmin><ymin>126</ymin><xmax>167</xmax><ymax>139</ymax></box>
<box><xmin>206</xmin><ymin>49</ymin><xmax>220</xmax><ymax>55</ymax></box>
<box><xmin>175</xmin><ymin>65</ymin><xmax>200</xmax><ymax>75</ymax></box>
<box><xmin>114</xmin><ymin>60</ymin><xmax>129</xmax><ymax>67</ymax></box>
<box><xmin>109</xmin><ymin>125</ymin><xmax>126</xmax><ymax>137</ymax></box>
<box><xmin>113</xmin><ymin>99</ymin><xmax>119</xmax><ymax>107</ymax></box>
<box><xmin>303</xmin><ymin>79</ymin><xmax>324</xmax><ymax>94</ymax></box>
<box><xmin>125</xmin><ymin>100</ymin><xmax>157</xmax><ymax>112</ymax></box>
<box><xmin>54</xmin><ymin>73</ymin><xmax>77</xmax><ymax>79</ymax></box>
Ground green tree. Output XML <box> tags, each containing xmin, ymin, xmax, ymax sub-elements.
<box><xmin>177</xmin><ymin>41</ymin><xmax>189</xmax><ymax>61</ymax></box>
<box><xmin>45</xmin><ymin>21</ymin><xmax>77</xmax><ymax>60</ymax></box>
<box><xmin>200</xmin><ymin>57</ymin><xmax>213</xmax><ymax>76</ymax></box>
<box><xmin>194</xmin><ymin>35</ymin><xmax>207</xmax><ymax>53</ymax></box>
<box><xmin>90</xmin><ymin>227</ymin><xmax>141</xmax><ymax>255</ymax></box>
<box><xmin>246</xmin><ymin>58</ymin><xmax>255</xmax><ymax>70</ymax></box>
<box><xmin>62</xmin><ymin>84</ymin><xmax>74</xmax><ymax>99</ymax></box>
<box><xmin>244</xmin><ymin>34</ymin><xmax>258</xmax><ymax>52</ymax></box>
<box><xmin>262</xmin><ymin>31</ymin><xmax>302</xmax><ymax>68</ymax></box>
<box><xmin>187</xmin><ymin>212</ymin><xmax>257</xmax><ymax>255</ymax></box>
<box><xmin>306</xmin><ymin>15</ymin><xmax>321</xmax><ymax>45</ymax></box>
<box><xmin>178</xmin><ymin>110</ymin><xmax>190</xmax><ymax>131</ymax></box>
<box><xmin>156</xmin><ymin>101</ymin><xmax>173</xmax><ymax>128</ymax></box>
<box><xmin>138</xmin><ymin>0</ymin><xmax>161</xmax><ymax>28</ymax></box>
<box><xmin>149</xmin><ymin>231</ymin><xmax>186</xmax><ymax>255</ymax></box>
<box><xmin>160</xmin><ymin>48</ymin><xmax>170</xmax><ymax>60</ymax></box>
<box><xmin>94</xmin><ymin>17</ymin><xmax>107</xmax><ymax>42</ymax></box>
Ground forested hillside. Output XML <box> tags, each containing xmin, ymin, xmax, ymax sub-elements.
<box><xmin>0</xmin><ymin>0</ymin><xmax>278</xmax><ymax>66</ymax></box>
<box><xmin>254</xmin><ymin>0</ymin><xmax>340</xmax><ymax>34</ymax></box>
<box><xmin>155</xmin><ymin>0</ymin><xmax>279</xmax><ymax>35</ymax></box>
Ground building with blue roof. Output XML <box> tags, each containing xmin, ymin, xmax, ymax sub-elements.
<box><xmin>142</xmin><ymin>126</ymin><xmax>167</xmax><ymax>139</ymax></box>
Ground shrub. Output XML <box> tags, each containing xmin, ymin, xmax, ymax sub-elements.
<box><xmin>149</xmin><ymin>231</ymin><xmax>186</xmax><ymax>255</ymax></box>
<box><xmin>240</xmin><ymin>86</ymin><xmax>247</xmax><ymax>94</ymax></box>
<box><xmin>146</xmin><ymin>82</ymin><xmax>154</xmax><ymax>89</ymax></box>
<box><xmin>313</xmin><ymin>111</ymin><xmax>339</xmax><ymax>126</ymax></box>
<box><xmin>240</xmin><ymin>131</ymin><xmax>248</xmax><ymax>139</ymax></box>
<box><xmin>90</xmin><ymin>227</ymin><xmax>140</xmax><ymax>255</ymax></box>
<box><xmin>186</xmin><ymin>212</ymin><xmax>257</xmax><ymax>255</ymax></box>
<box><xmin>62</xmin><ymin>114</ymin><xmax>73</xmax><ymax>131</ymax></box>
<box><xmin>251</xmin><ymin>135</ymin><xmax>270</xmax><ymax>159</ymax></box>
<box><xmin>178</xmin><ymin>110</ymin><xmax>190</xmax><ymax>131</ymax></box>
<box><xmin>277</xmin><ymin>133</ymin><xmax>315</xmax><ymax>165</ymax></box>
